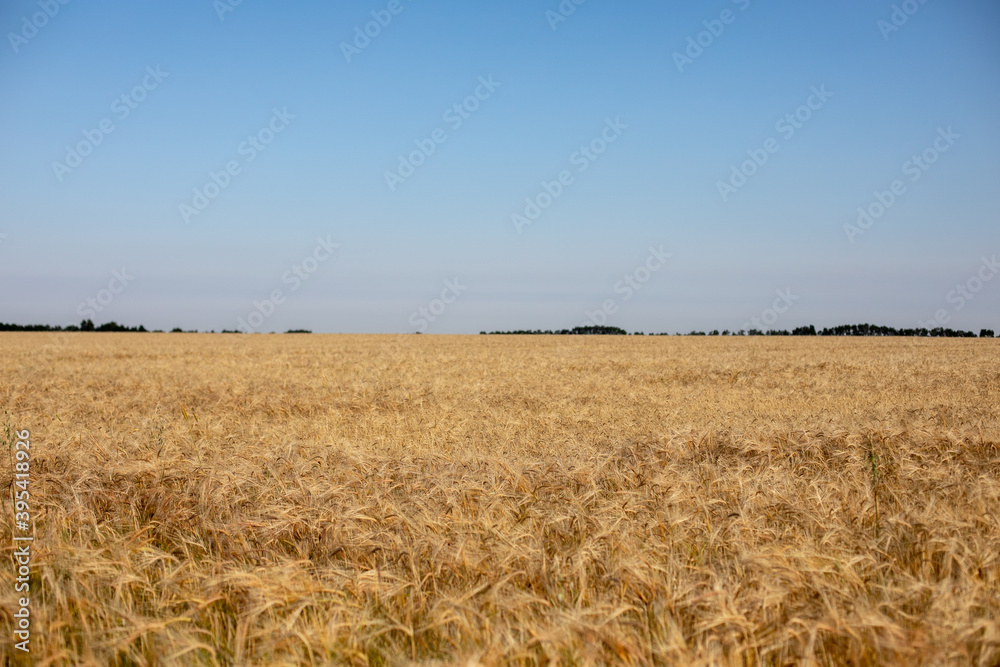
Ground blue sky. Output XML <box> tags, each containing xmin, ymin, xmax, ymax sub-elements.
<box><xmin>1</xmin><ymin>0</ymin><xmax>998</xmax><ymax>333</ymax></box>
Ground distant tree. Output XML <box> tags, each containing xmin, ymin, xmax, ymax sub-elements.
<box><xmin>981</xmin><ymin>329</ymin><xmax>995</xmax><ymax>338</ymax></box>
<box><xmin>571</xmin><ymin>325</ymin><xmax>627</xmax><ymax>335</ymax></box>
<box><xmin>80</xmin><ymin>319</ymin><xmax>95</xmax><ymax>331</ymax></box>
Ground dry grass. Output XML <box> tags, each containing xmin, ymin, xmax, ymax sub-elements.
<box><xmin>1</xmin><ymin>332</ymin><xmax>999</xmax><ymax>665</ymax></box>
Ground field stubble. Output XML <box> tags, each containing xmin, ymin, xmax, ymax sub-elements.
<box><xmin>0</xmin><ymin>333</ymin><xmax>998</xmax><ymax>665</ymax></box>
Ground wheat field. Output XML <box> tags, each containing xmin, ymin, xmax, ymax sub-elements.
<box><xmin>1</xmin><ymin>332</ymin><xmax>998</xmax><ymax>665</ymax></box>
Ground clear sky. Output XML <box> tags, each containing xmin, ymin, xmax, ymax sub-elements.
<box><xmin>1</xmin><ymin>0</ymin><xmax>998</xmax><ymax>334</ymax></box>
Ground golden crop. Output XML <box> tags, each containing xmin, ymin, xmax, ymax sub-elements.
<box><xmin>1</xmin><ymin>333</ymin><xmax>998</xmax><ymax>665</ymax></box>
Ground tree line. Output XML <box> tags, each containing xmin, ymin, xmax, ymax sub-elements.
<box><xmin>482</xmin><ymin>324</ymin><xmax>996</xmax><ymax>337</ymax></box>
<box><xmin>0</xmin><ymin>320</ymin><xmax>310</xmax><ymax>334</ymax></box>
<box><xmin>0</xmin><ymin>320</ymin><xmax>994</xmax><ymax>338</ymax></box>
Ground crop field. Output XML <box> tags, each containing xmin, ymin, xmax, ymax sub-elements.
<box><xmin>1</xmin><ymin>332</ymin><xmax>998</xmax><ymax>665</ymax></box>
